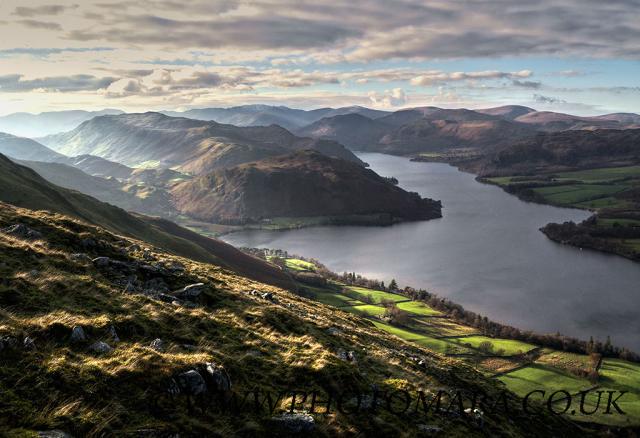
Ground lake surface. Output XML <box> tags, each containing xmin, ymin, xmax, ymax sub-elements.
<box><xmin>223</xmin><ymin>153</ymin><xmax>640</xmax><ymax>351</ymax></box>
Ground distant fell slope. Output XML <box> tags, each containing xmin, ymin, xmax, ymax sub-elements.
<box><xmin>0</xmin><ymin>132</ymin><xmax>66</xmax><ymax>162</ymax></box>
<box><xmin>41</xmin><ymin>112</ymin><xmax>364</xmax><ymax>173</ymax></box>
<box><xmin>171</xmin><ymin>150</ymin><xmax>442</xmax><ymax>224</ymax></box>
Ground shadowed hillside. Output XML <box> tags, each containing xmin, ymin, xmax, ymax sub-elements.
<box><xmin>171</xmin><ymin>150</ymin><xmax>442</xmax><ymax>225</ymax></box>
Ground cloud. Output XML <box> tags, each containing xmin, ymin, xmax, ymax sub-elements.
<box><xmin>533</xmin><ymin>94</ymin><xmax>567</xmax><ymax>104</ymax></box>
<box><xmin>18</xmin><ymin>19</ymin><xmax>62</xmax><ymax>31</ymax></box>
<box><xmin>368</xmin><ymin>88</ymin><xmax>407</xmax><ymax>107</ymax></box>
<box><xmin>410</xmin><ymin>70</ymin><xmax>532</xmax><ymax>86</ymax></box>
<box><xmin>0</xmin><ymin>74</ymin><xmax>115</xmax><ymax>92</ymax></box>
<box><xmin>13</xmin><ymin>5</ymin><xmax>70</xmax><ymax>17</ymax></box>
<box><xmin>0</xmin><ymin>47</ymin><xmax>113</xmax><ymax>58</ymax></box>
<box><xmin>512</xmin><ymin>80</ymin><xmax>542</xmax><ymax>89</ymax></box>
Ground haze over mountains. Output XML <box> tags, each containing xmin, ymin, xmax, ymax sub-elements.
<box><xmin>40</xmin><ymin>112</ymin><xmax>364</xmax><ymax>172</ymax></box>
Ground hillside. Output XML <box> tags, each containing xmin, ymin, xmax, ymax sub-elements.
<box><xmin>473</xmin><ymin>128</ymin><xmax>640</xmax><ymax>176</ymax></box>
<box><xmin>59</xmin><ymin>154</ymin><xmax>134</xmax><ymax>179</ymax></box>
<box><xmin>0</xmin><ymin>202</ymin><xmax>584</xmax><ymax>437</ymax></box>
<box><xmin>16</xmin><ymin>159</ymin><xmax>176</xmax><ymax>218</ymax></box>
<box><xmin>0</xmin><ymin>132</ymin><xmax>66</xmax><ymax>162</ymax></box>
<box><xmin>171</xmin><ymin>150</ymin><xmax>442</xmax><ymax>225</ymax></box>
<box><xmin>0</xmin><ymin>153</ymin><xmax>291</xmax><ymax>289</ymax></box>
<box><xmin>41</xmin><ymin>112</ymin><xmax>364</xmax><ymax>173</ymax></box>
<box><xmin>296</xmin><ymin>108</ymin><xmax>535</xmax><ymax>153</ymax></box>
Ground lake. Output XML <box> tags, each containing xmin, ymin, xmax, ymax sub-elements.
<box><xmin>222</xmin><ymin>153</ymin><xmax>640</xmax><ymax>351</ymax></box>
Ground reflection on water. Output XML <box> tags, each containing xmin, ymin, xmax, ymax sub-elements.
<box><xmin>223</xmin><ymin>153</ymin><xmax>640</xmax><ymax>351</ymax></box>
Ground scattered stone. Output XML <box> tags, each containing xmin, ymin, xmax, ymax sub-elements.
<box><xmin>144</xmin><ymin>278</ymin><xmax>169</xmax><ymax>294</ymax></box>
<box><xmin>89</xmin><ymin>341</ymin><xmax>113</xmax><ymax>354</ymax></box>
<box><xmin>92</xmin><ymin>257</ymin><xmax>110</xmax><ymax>268</ymax></box>
<box><xmin>142</xmin><ymin>249</ymin><xmax>155</xmax><ymax>261</ymax></box>
<box><xmin>23</xmin><ymin>336</ymin><xmax>36</xmax><ymax>350</ymax></box>
<box><xmin>176</xmin><ymin>369</ymin><xmax>207</xmax><ymax>396</ymax></box>
<box><xmin>108</xmin><ymin>325</ymin><xmax>120</xmax><ymax>343</ymax></box>
<box><xmin>173</xmin><ymin>283</ymin><xmax>205</xmax><ymax>301</ymax></box>
<box><xmin>28</xmin><ymin>269</ymin><xmax>40</xmax><ymax>277</ymax></box>
<box><xmin>0</xmin><ymin>336</ymin><xmax>18</xmax><ymax>352</ymax></box>
<box><xmin>127</xmin><ymin>244</ymin><xmax>141</xmax><ymax>252</ymax></box>
<box><xmin>199</xmin><ymin>362</ymin><xmax>232</xmax><ymax>392</ymax></box>
<box><xmin>70</xmin><ymin>326</ymin><xmax>87</xmax><ymax>343</ymax></box>
<box><xmin>417</xmin><ymin>424</ymin><xmax>442</xmax><ymax>434</ymax></box>
<box><xmin>70</xmin><ymin>253</ymin><xmax>92</xmax><ymax>263</ymax></box>
<box><xmin>271</xmin><ymin>412</ymin><xmax>315</xmax><ymax>434</ymax></box>
<box><xmin>1</xmin><ymin>223</ymin><xmax>42</xmax><ymax>240</ymax></box>
<box><xmin>109</xmin><ymin>259</ymin><xmax>134</xmax><ymax>273</ymax></box>
<box><xmin>37</xmin><ymin>431</ymin><xmax>73</xmax><ymax>438</ymax></box>
<box><xmin>337</xmin><ymin>349</ymin><xmax>357</xmax><ymax>363</ymax></box>
<box><xmin>80</xmin><ymin>238</ymin><xmax>97</xmax><ymax>248</ymax></box>
<box><xmin>326</xmin><ymin>327</ymin><xmax>342</xmax><ymax>336</ymax></box>
<box><xmin>149</xmin><ymin>338</ymin><xmax>165</xmax><ymax>352</ymax></box>
<box><xmin>260</xmin><ymin>292</ymin><xmax>276</xmax><ymax>302</ymax></box>
<box><xmin>164</xmin><ymin>260</ymin><xmax>185</xmax><ymax>272</ymax></box>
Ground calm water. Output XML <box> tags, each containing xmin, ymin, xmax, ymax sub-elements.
<box><xmin>223</xmin><ymin>153</ymin><xmax>640</xmax><ymax>351</ymax></box>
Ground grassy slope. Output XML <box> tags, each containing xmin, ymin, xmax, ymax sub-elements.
<box><xmin>0</xmin><ymin>153</ymin><xmax>292</xmax><ymax>290</ymax></box>
<box><xmin>0</xmin><ymin>204</ymin><xmax>583</xmax><ymax>437</ymax></box>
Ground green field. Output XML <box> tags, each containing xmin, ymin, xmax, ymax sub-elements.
<box><xmin>311</xmin><ymin>290</ymin><xmax>363</xmax><ymax>307</ymax></box>
<box><xmin>552</xmin><ymin>166</ymin><xmax>640</xmax><ymax>182</ymax></box>
<box><xmin>499</xmin><ymin>364</ymin><xmax>592</xmax><ymax>396</ymax></box>
<box><xmin>343</xmin><ymin>285</ymin><xmax>408</xmax><ymax>304</ymax></box>
<box><xmin>284</xmin><ymin>258</ymin><xmax>316</xmax><ymax>271</ymax></box>
<box><xmin>344</xmin><ymin>304</ymin><xmax>387</xmax><ymax>317</ymax></box>
<box><xmin>450</xmin><ymin>335</ymin><xmax>536</xmax><ymax>355</ymax></box>
<box><xmin>395</xmin><ymin>300</ymin><xmax>442</xmax><ymax>316</ymax></box>
<box><xmin>372</xmin><ymin>321</ymin><xmax>466</xmax><ymax>354</ymax></box>
<box><xmin>533</xmin><ymin>184</ymin><xmax>628</xmax><ymax>205</ymax></box>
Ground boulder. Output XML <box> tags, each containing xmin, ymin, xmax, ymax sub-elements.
<box><xmin>127</xmin><ymin>244</ymin><xmax>141</xmax><ymax>252</ymax></box>
<box><xmin>89</xmin><ymin>341</ymin><xmax>113</xmax><ymax>354</ymax></box>
<box><xmin>70</xmin><ymin>253</ymin><xmax>92</xmax><ymax>263</ymax></box>
<box><xmin>92</xmin><ymin>257</ymin><xmax>110</xmax><ymax>268</ymax></box>
<box><xmin>23</xmin><ymin>336</ymin><xmax>36</xmax><ymax>350</ymax></box>
<box><xmin>176</xmin><ymin>369</ymin><xmax>207</xmax><ymax>396</ymax></box>
<box><xmin>198</xmin><ymin>362</ymin><xmax>232</xmax><ymax>392</ymax></box>
<box><xmin>271</xmin><ymin>412</ymin><xmax>315</xmax><ymax>434</ymax></box>
<box><xmin>0</xmin><ymin>336</ymin><xmax>18</xmax><ymax>352</ymax></box>
<box><xmin>1</xmin><ymin>223</ymin><xmax>42</xmax><ymax>240</ymax></box>
<box><xmin>417</xmin><ymin>424</ymin><xmax>442</xmax><ymax>434</ymax></box>
<box><xmin>149</xmin><ymin>338</ymin><xmax>165</xmax><ymax>352</ymax></box>
<box><xmin>80</xmin><ymin>238</ymin><xmax>97</xmax><ymax>248</ymax></box>
<box><xmin>108</xmin><ymin>325</ymin><xmax>120</xmax><ymax>343</ymax></box>
<box><xmin>337</xmin><ymin>349</ymin><xmax>356</xmax><ymax>363</ymax></box>
<box><xmin>70</xmin><ymin>326</ymin><xmax>87</xmax><ymax>343</ymax></box>
<box><xmin>174</xmin><ymin>283</ymin><xmax>205</xmax><ymax>301</ymax></box>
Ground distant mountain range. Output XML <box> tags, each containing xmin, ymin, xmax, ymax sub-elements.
<box><xmin>40</xmin><ymin>112</ymin><xmax>364</xmax><ymax>172</ymax></box>
<box><xmin>0</xmin><ymin>109</ymin><xmax>123</xmax><ymax>137</ymax></box>
<box><xmin>161</xmin><ymin>104</ymin><xmax>390</xmax><ymax>131</ymax></box>
<box><xmin>294</xmin><ymin>105</ymin><xmax>640</xmax><ymax>155</ymax></box>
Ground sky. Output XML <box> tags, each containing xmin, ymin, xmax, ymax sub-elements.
<box><xmin>0</xmin><ymin>0</ymin><xmax>638</xmax><ymax>116</ymax></box>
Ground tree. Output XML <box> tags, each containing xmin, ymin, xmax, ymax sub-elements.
<box><xmin>388</xmin><ymin>278</ymin><xmax>398</xmax><ymax>291</ymax></box>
